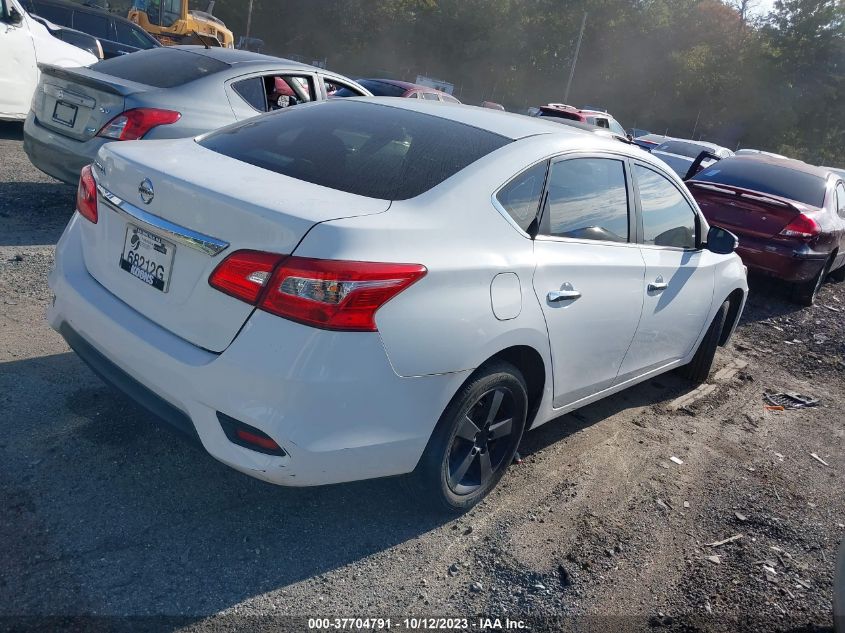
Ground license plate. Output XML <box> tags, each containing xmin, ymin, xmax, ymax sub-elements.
<box><xmin>119</xmin><ymin>225</ymin><xmax>175</xmax><ymax>292</ymax></box>
<box><xmin>52</xmin><ymin>101</ymin><xmax>77</xmax><ymax>127</ymax></box>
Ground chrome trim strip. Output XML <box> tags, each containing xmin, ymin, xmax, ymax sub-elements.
<box><xmin>96</xmin><ymin>185</ymin><xmax>230</xmax><ymax>257</ymax></box>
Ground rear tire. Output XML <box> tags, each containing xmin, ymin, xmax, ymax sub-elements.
<box><xmin>678</xmin><ymin>300</ymin><xmax>729</xmax><ymax>384</ymax></box>
<box><xmin>408</xmin><ymin>361</ymin><xmax>528</xmax><ymax>513</ymax></box>
<box><xmin>791</xmin><ymin>258</ymin><xmax>830</xmax><ymax>306</ymax></box>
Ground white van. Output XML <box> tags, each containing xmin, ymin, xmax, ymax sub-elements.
<box><xmin>0</xmin><ymin>0</ymin><xmax>97</xmax><ymax>121</ymax></box>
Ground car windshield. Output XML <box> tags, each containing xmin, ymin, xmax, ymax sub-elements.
<box><xmin>694</xmin><ymin>159</ymin><xmax>827</xmax><ymax>207</ymax></box>
<box><xmin>538</xmin><ymin>110</ymin><xmax>579</xmax><ymax>121</ymax></box>
<box><xmin>198</xmin><ymin>100</ymin><xmax>510</xmax><ymax>200</ymax></box>
<box><xmin>654</xmin><ymin>140</ymin><xmax>714</xmax><ymax>158</ymax></box>
<box><xmin>91</xmin><ymin>47</ymin><xmax>229</xmax><ymax>88</ymax></box>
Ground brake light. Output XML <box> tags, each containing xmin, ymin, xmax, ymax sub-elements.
<box><xmin>76</xmin><ymin>164</ymin><xmax>97</xmax><ymax>223</ymax></box>
<box><xmin>779</xmin><ymin>214</ymin><xmax>821</xmax><ymax>240</ymax></box>
<box><xmin>260</xmin><ymin>257</ymin><xmax>427</xmax><ymax>331</ymax></box>
<box><xmin>97</xmin><ymin>108</ymin><xmax>181</xmax><ymax>141</ymax></box>
<box><xmin>208</xmin><ymin>250</ymin><xmax>286</xmax><ymax>303</ymax></box>
<box><xmin>208</xmin><ymin>252</ymin><xmax>427</xmax><ymax>332</ymax></box>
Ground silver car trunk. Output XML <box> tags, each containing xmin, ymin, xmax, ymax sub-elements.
<box><xmin>79</xmin><ymin>138</ymin><xmax>390</xmax><ymax>353</ymax></box>
<box><xmin>32</xmin><ymin>64</ymin><xmax>147</xmax><ymax>142</ymax></box>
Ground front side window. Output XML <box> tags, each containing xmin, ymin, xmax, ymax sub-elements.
<box><xmin>73</xmin><ymin>10</ymin><xmax>111</xmax><ymax>39</ymax></box>
<box><xmin>29</xmin><ymin>2</ymin><xmax>73</xmax><ymax>25</ymax></box>
<box><xmin>324</xmin><ymin>78</ymin><xmax>366</xmax><ymax>97</ymax></box>
<box><xmin>636</xmin><ymin>164</ymin><xmax>697</xmax><ymax>249</ymax></box>
<box><xmin>496</xmin><ymin>162</ymin><xmax>547</xmax><ymax>232</ymax></box>
<box><xmin>422</xmin><ymin>92</ymin><xmax>440</xmax><ymax>101</ymax></box>
<box><xmin>542</xmin><ymin>157</ymin><xmax>629</xmax><ymax>242</ymax></box>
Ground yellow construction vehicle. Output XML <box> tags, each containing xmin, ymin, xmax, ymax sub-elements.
<box><xmin>128</xmin><ymin>0</ymin><xmax>234</xmax><ymax>48</ymax></box>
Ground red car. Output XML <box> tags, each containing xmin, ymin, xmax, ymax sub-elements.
<box><xmin>535</xmin><ymin>104</ymin><xmax>628</xmax><ymax>138</ymax></box>
<box><xmin>688</xmin><ymin>156</ymin><xmax>845</xmax><ymax>305</ymax></box>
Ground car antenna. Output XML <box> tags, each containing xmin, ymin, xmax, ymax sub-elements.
<box><xmin>194</xmin><ymin>31</ymin><xmax>210</xmax><ymax>49</ymax></box>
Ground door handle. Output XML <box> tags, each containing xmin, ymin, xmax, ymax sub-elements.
<box><xmin>547</xmin><ymin>289</ymin><xmax>581</xmax><ymax>302</ymax></box>
<box><xmin>648</xmin><ymin>281</ymin><xmax>669</xmax><ymax>292</ymax></box>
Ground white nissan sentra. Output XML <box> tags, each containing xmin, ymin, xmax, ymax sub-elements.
<box><xmin>48</xmin><ymin>98</ymin><xmax>747</xmax><ymax>511</ymax></box>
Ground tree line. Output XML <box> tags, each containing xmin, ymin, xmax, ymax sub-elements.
<box><xmin>209</xmin><ymin>0</ymin><xmax>843</xmax><ymax>165</ymax></box>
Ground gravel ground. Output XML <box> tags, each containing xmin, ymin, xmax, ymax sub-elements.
<box><xmin>1</xmin><ymin>121</ymin><xmax>842</xmax><ymax>633</ymax></box>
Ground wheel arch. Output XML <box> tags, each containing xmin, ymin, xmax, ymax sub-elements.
<box><xmin>476</xmin><ymin>345</ymin><xmax>547</xmax><ymax>429</ymax></box>
<box><xmin>719</xmin><ymin>287</ymin><xmax>746</xmax><ymax>346</ymax></box>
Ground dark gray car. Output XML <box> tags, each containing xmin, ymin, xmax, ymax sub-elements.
<box><xmin>23</xmin><ymin>46</ymin><xmax>372</xmax><ymax>184</ymax></box>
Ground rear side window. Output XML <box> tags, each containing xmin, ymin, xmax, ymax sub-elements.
<box><xmin>422</xmin><ymin>92</ymin><xmax>440</xmax><ymax>101</ymax></box>
<box><xmin>693</xmin><ymin>159</ymin><xmax>827</xmax><ymax>207</ymax></box>
<box><xmin>73</xmin><ymin>10</ymin><xmax>111</xmax><ymax>39</ymax></box>
<box><xmin>91</xmin><ymin>48</ymin><xmax>229</xmax><ymax>89</ymax></box>
<box><xmin>496</xmin><ymin>162</ymin><xmax>547</xmax><ymax>232</ymax></box>
<box><xmin>198</xmin><ymin>100</ymin><xmax>510</xmax><ymax>200</ymax></box>
<box><xmin>636</xmin><ymin>165</ymin><xmax>697</xmax><ymax>249</ymax></box>
<box><xmin>441</xmin><ymin>94</ymin><xmax>460</xmax><ymax>103</ymax></box>
<box><xmin>232</xmin><ymin>77</ymin><xmax>266</xmax><ymax>111</ymax></box>
<box><xmin>542</xmin><ymin>157</ymin><xmax>629</xmax><ymax>242</ymax></box>
<box><xmin>836</xmin><ymin>182</ymin><xmax>845</xmax><ymax>217</ymax></box>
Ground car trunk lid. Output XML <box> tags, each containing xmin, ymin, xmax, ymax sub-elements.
<box><xmin>80</xmin><ymin>139</ymin><xmax>390</xmax><ymax>352</ymax></box>
<box><xmin>33</xmin><ymin>64</ymin><xmax>149</xmax><ymax>142</ymax></box>
<box><xmin>688</xmin><ymin>181</ymin><xmax>810</xmax><ymax>239</ymax></box>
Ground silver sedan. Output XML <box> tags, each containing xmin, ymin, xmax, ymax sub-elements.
<box><xmin>23</xmin><ymin>45</ymin><xmax>371</xmax><ymax>184</ymax></box>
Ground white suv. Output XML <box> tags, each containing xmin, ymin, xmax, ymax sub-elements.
<box><xmin>48</xmin><ymin>99</ymin><xmax>748</xmax><ymax>511</ymax></box>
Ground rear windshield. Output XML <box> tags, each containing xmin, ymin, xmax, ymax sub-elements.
<box><xmin>197</xmin><ymin>100</ymin><xmax>510</xmax><ymax>200</ymax></box>
<box><xmin>694</xmin><ymin>159</ymin><xmax>827</xmax><ymax>207</ymax></box>
<box><xmin>336</xmin><ymin>79</ymin><xmax>407</xmax><ymax>97</ymax></box>
<box><xmin>91</xmin><ymin>48</ymin><xmax>229</xmax><ymax>88</ymax></box>
<box><xmin>538</xmin><ymin>110</ymin><xmax>579</xmax><ymax>121</ymax></box>
<box><xmin>654</xmin><ymin>140</ymin><xmax>712</xmax><ymax>158</ymax></box>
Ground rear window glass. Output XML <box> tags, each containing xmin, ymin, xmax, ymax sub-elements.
<box><xmin>538</xmin><ymin>110</ymin><xmax>579</xmax><ymax>121</ymax></box>
<box><xmin>337</xmin><ymin>79</ymin><xmax>406</xmax><ymax>97</ymax></box>
<box><xmin>654</xmin><ymin>140</ymin><xmax>713</xmax><ymax>159</ymax></box>
<box><xmin>198</xmin><ymin>100</ymin><xmax>510</xmax><ymax>200</ymax></box>
<box><xmin>91</xmin><ymin>48</ymin><xmax>229</xmax><ymax>89</ymax></box>
<box><xmin>694</xmin><ymin>159</ymin><xmax>827</xmax><ymax>207</ymax></box>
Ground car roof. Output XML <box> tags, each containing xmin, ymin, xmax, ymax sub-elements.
<box><xmin>731</xmin><ymin>154</ymin><xmax>833</xmax><ymax>179</ymax></box>
<box><xmin>174</xmin><ymin>46</ymin><xmax>318</xmax><ymax>70</ymax></box>
<box><xmin>31</xmin><ymin>0</ymin><xmax>139</xmax><ymax>24</ymax></box>
<box><xmin>348</xmin><ymin>97</ymin><xmax>615</xmax><ymax>142</ymax></box>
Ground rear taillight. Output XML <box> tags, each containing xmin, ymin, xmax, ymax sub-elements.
<box><xmin>208</xmin><ymin>250</ymin><xmax>286</xmax><ymax>303</ymax></box>
<box><xmin>779</xmin><ymin>214</ymin><xmax>821</xmax><ymax>240</ymax></box>
<box><xmin>76</xmin><ymin>164</ymin><xmax>97</xmax><ymax>223</ymax></box>
<box><xmin>208</xmin><ymin>252</ymin><xmax>427</xmax><ymax>332</ymax></box>
<box><xmin>97</xmin><ymin>108</ymin><xmax>181</xmax><ymax>141</ymax></box>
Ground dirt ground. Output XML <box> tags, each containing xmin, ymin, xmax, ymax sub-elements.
<box><xmin>1</xmin><ymin>120</ymin><xmax>842</xmax><ymax>633</ymax></box>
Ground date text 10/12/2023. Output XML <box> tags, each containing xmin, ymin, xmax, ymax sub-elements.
<box><xmin>307</xmin><ymin>617</ymin><xmax>528</xmax><ymax>630</ymax></box>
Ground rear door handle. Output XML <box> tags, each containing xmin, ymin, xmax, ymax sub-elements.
<box><xmin>547</xmin><ymin>289</ymin><xmax>581</xmax><ymax>302</ymax></box>
<box><xmin>648</xmin><ymin>281</ymin><xmax>669</xmax><ymax>292</ymax></box>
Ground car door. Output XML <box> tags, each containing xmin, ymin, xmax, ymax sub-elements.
<box><xmin>530</xmin><ymin>153</ymin><xmax>646</xmax><ymax>407</ymax></box>
<box><xmin>0</xmin><ymin>0</ymin><xmax>37</xmax><ymax>120</ymax></box>
<box><xmin>616</xmin><ymin>162</ymin><xmax>716</xmax><ymax>381</ymax></box>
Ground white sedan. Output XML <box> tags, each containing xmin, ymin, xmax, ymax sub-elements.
<box><xmin>48</xmin><ymin>98</ymin><xmax>748</xmax><ymax>511</ymax></box>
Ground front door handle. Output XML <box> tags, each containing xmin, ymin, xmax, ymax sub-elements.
<box><xmin>547</xmin><ymin>289</ymin><xmax>581</xmax><ymax>302</ymax></box>
<box><xmin>648</xmin><ymin>279</ymin><xmax>669</xmax><ymax>292</ymax></box>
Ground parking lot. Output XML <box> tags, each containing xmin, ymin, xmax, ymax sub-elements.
<box><xmin>0</xmin><ymin>119</ymin><xmax>842</xmax><ymax>632</ymax></box>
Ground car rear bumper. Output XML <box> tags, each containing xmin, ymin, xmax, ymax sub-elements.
<box><xmin>23</xmin><ymin>112</ymin><xmax>110</xmax><ymax>185</ymax></box>
<box><xmin>48</xmin><ymin>216</ymin><xmax>468</xmax><ymax>486</ymax></box>
<box><xmin>735</xmin><ymin>236</ymin><xmax>828</xmax><ymax>283</ymax></box>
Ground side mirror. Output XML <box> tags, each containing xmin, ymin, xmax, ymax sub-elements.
<box><xmin>706</xmin><ymin>226</ymin><xmax>738</xmax><ymax>255</ymax></box>
<box><xmin>8</xmin><ymin>6</ymin><xmax>24</xmax><ymax>24</ymax></box>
